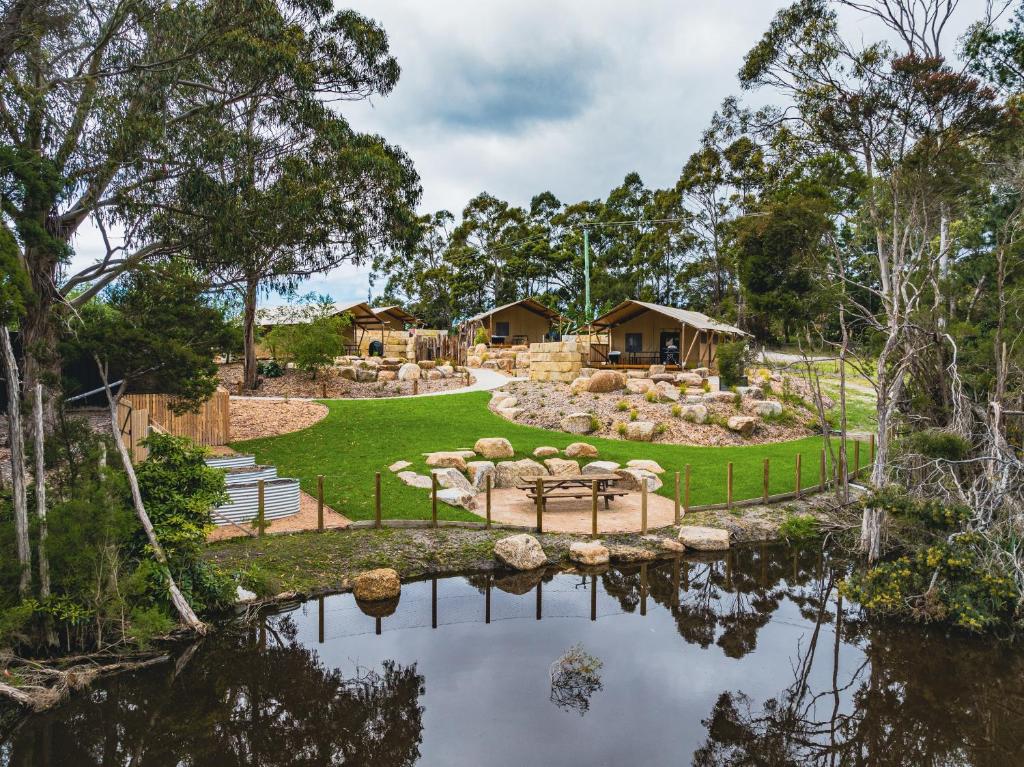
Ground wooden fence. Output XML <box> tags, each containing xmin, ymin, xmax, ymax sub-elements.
<box><xmin>117</xmin><ymin>388</ymin><xmax>231</xmax><ymax>462</ymax></box>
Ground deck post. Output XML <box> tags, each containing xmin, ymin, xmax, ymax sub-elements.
<box><xmin>317</xmin><ymin>474</ymin><xmax>324</xmax><ymax>532</ymax></box>
<box><xmin>256</xmin><ymin>479</ymin><xmax>265</xmax><ymax>536</ymax></box>
<box><xmin>727</xmin><ymin>462</ymin><xmax>733</xmax><ymax>508</ymax></box>
<box><xmin>431</xmin><ymin>474</ymin><xmax>438</xmax><ymax>527</ymax></box>
<box><xmin>641</xmin><ymin>480</ymin><xmax>648</xmax><ymax>534</ymax></box>
<box><xmin>591</xmin><ymin>479</ymin><xmax>598</xmax><ymax>539</ymax></box>
<box><xmin>374</xmin><ymin>472</ymin><xmax>382</xmax><ymax>528</ymax></box>
<box><xmin>485</xmin><ymin>475</ymin><xmax>492</xmax><ymax>528</ymax></box>
<box><xmin>795</xmin><ymin>453</ymin><xmax>803</xmax><ymax>497</ymax></box>
<box><xmin>535</xmin><ymin>477</ymin><xmax>544</xmax><ymax>534</ymax></box>
<box><xmin>762</xmin><ymin>458</ymin><xmax>770</xmax><ymax>502</ymax></box>
<box><xmin>673</xmin><ymin>471</ymin><xmax>681</xmax><ymax>524</ymax></box>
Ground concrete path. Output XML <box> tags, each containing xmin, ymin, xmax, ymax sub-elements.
<box><xmin>231</xmin><ymin>367</ymin><xmax>515</xmax><ymax>403</ymax></box>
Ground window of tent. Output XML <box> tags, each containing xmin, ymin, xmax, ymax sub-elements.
<box><xmin>625</xmin><ymin>333</ymin><xmax>643</xmax><ymax>353</ymax></box>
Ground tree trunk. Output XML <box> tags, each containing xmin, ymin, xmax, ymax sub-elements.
<box><xmin>21</xmin><ymin>244</ymin><xmax>62</xmax><ymax>434</ymax></box>
<box><xmin>98</xmin><ymin>362</ymin><xmax>206</xmax><ymax>634</ymax></box>
<box><xmin>34</xmin><ymin>383</ymin><xmax>50</xmax><ymax>599</ymax></box>
<box><xmin>1</xmin><ymin>326</ymin><xmax>32</xmax><ymax>597</ymax></box>
<box><xmin>242</xmin><ymin>276</ymin><xmax>259</xmax><ymax>391</ymax></box>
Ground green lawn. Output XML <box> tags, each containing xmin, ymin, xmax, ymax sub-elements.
<box><xmin>232</xmin><ymin>391</ymin><xmax>866</xmax><ymax>523</ymax></box>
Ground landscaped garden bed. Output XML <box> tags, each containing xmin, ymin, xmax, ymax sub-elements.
<box><xmin>217</xmin><ymin>360</ymin><xmax>471</xmax><ymax>399</ymax></box>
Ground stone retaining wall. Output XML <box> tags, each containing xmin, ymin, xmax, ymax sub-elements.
<box><xmin>528</xmin><ymin>341</ymin><xmax>587</xmax><ymax>383</ymax></box>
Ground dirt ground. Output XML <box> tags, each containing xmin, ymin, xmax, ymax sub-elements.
<box><xmin>217</xmin><ymin>362</ymin><xmax>468</xmax><ymax>399</ymax></box>
<box><xmin>230</xmin><ymin>398</ymin><xmax>329</xmax><ymax>441</ymax></box>
<box><xmin>500</xmin><ymin>379</ymin><xmax>816</xmax><ymax>446</ymax></box>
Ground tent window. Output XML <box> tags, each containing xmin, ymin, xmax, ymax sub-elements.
<box><xmin>495</xmin><ymin>321</ymin><xmax>510</xmax><ymax>337</ymax></box>
<box><xmin>625</xmin><ymin>333</ymin><xmax>643</xmax><ymax>353</ymax></box>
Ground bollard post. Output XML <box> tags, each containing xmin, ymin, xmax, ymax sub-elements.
<box><xmin>727</xmin><ymin>462</ymin><xmax>733</xmax><ymax>508</ymax></box>
<box><xmin>795</xmin><ymin>453</ymin><xmax>803</xmax><ymax>497</ymax></box>
<box><xmin>257</xmin><ymin>479</ymin><xmax>265</xmax><ymax>536</ymax></box>
<box><xmin>854</xmin><ymin>440</ymin><xmax>861</xmax><ymax>477</ymax></box>
<box><xmin>819</xmin><ymin>449</ymin><xmax>826</xmax><ymax>491</ymax></box>
<box><xmin>431</xmin><ymin>474</ymin><xmax>438</xmax><ymax>527</ymax></box>
<box><xmin>535</xmin><ymin>477</ymin><xmax>544</xmax><ymax>534</ymax></box>
<box><xmin>317</xmin><ymin>474</ymin><xmax>324</xmax><ymax>532</ymax></box>
<box><xmin>763</xmin><ymin>458</ymin><xmax>770</xmax><ymax>502</ymax></box>
<box><xmin>684</xmin><ymin>464</ymin><xmax>691</xmax><ymax>514</ymax></box>
<box><xmin>869</xmin><ymin>432</ymin><xmax>875</xmax><ymax>463</ymax></box>
<box><xmin>641</xmin><ymin>480</ymin><xmax>648</xmax><ymax>534</ymax></box>
<box><xmin>321</xmin><ymin>381</ymin><xmax>327</xmax><ymax>398</ymax></box>
<box><xmin>237</xmin><ymin>379</ymin><xmax>244</xmax><ymax>395</ymax></box>
<box><xmin>591</xmin><ymin>479</ymin><xmax>598</xmax><ymax>539</ymax></box>
<box><xmin>374</xmin><ymin>472</ymin><xmax>382</xmax><ymax>528</ymax></box>
<box><xmin>485</xmin><ymin>475</ymin><xmax>492</xmax><ymax>528</ymax></box>
<box><xmin>673</xmin><ymin>471</ymin><xmax>681</xmax><ymax>524</ymax></box>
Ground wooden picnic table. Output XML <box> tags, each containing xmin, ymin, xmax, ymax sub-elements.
<box><xmin>517</xmin><ymin>473</ymin><xmax>628</xmax><ymax>511</ymax></box>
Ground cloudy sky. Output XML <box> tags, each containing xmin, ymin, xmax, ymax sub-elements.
<box><xmin>68</xmin><ymin>0</ymin><xmax>992</xmax><ymax>308</ymax></box>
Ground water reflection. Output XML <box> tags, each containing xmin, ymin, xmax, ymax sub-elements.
<box><xmin>3</xmin><ymin>546</ymin><xmax>1023</xmax><ymax>767</ymax></box>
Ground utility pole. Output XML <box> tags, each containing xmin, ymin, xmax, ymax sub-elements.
<box><xmin>583</xmin><ymin>227</ymin><xmax>591</xmax><ymax>323</ymax></box>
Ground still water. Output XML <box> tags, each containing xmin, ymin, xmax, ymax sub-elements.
<box><xmin>3</xmin><ymin>546</ymin><xmax>1023</xmax><ymax>766</ymax></box>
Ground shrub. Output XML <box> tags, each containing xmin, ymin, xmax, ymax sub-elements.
<box><xmin>671</xmin><ymin>404</ymin><xmax>682</xmax><ymax>418</ymax></box>
<box><xmin>616</xmin><ymin>400</ymin><xmax>629</xmax><ymax>412</ymax></box>
<box><xmin>716</xmin><ymin>340</ymin><xmax>749</xmax><ymax>387</ymax></box>
<box><xmin>629</xmin><ymin>408</ymin><xmax>639</xmax><ymax>421</ymax></box>
<box><xmin>257</xmin><ymin>359</ymin><xmax>284</xmax><ymax>378</ymax></box>
<box><xmin>645</xmin><ymin>391</ymin><xmax>658</xmax><ymax>403</ymax></box>
<box><xmin>778</xmin><ymin>514</ymin><xmax>820</xmax><ymax>542</ymax></box>
<box><xmin>654</xmin><ymin>422</ymin><xmax>667</xmax><ymax>436</ymax></box>
<box><xmin>701</xmin><ymin>380</ymin><xmax>711</xmax><ymax>393</ymax></box>
<box><xmin>588</xmin><ymin>415</ymin><xmax>602</xmax><ymax>432</ymax></box>
<box><xmin>903</xmin><ymin>428</ymin><xmax>972</xmax><ymax>461</ymax></box>
<box><xmin>264</xmin><ymin>298</ymin><xmax>350</xmax><ymax>378</ymax></box>
<box><xmin>616</xmin><ymin>422</ymin><xmax>628</xmax><ymax>436</ymax></box>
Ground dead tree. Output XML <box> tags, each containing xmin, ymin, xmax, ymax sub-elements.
<box><xmin>1</xmin><ymin>326</ymin><xmax>31</xmax><ymax>596</ymax></box>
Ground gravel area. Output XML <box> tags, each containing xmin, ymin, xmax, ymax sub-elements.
<box><xmin>230</xmin><ymin>398</ymin><xmax>329</xmax><ymax>441</ymax></box>
<box><xmin>499</xmin><ymin>379</ymin><xmax>816</xmax><ymax>446</ymax></box>
<box><xmin>217</xmin><ymin>362</ymin><xmax>469</xmax><ymax>399</ymax></box>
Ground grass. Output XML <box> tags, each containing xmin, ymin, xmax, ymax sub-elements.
<box><xmin>231</xmin><ymin>391</ymin><xmax>867</xmax><ymax>523</ymax></box>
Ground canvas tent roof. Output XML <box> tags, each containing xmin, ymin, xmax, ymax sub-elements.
<box><xmin>255</xmin><ymin>300</ymin><xmax>383</xmax><ymax>328</ymax></box>
<box><xmin>373</xmin><ymin>305</ymin><xmax>417</xmax><ymax>326</ymax></box>
<box><xmin>464</xmin><ymin>298</ymin><xmax>561</xmax><ymax>325</ymax></box>
<box><xmin>590</xmin><ymin>300</ymin><xmax>748</xmax><ymax>337</ymax></box>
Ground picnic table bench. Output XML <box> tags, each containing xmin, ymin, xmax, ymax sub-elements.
<box><xmin>517</xmin><ymin>473</ymin><xmax>628</xmax><ymax>511</ymax></box>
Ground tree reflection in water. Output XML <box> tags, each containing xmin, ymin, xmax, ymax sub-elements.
<box><xmin>4</xmin><ymin>616</ymin><xmax>425</xmax><ymax>767</ymax></box>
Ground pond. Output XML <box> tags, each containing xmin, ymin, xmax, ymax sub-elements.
<box><xmin>2</xmin><ymin>546</ymin><xmax>1023</xmax><ymax>766</ymax></box>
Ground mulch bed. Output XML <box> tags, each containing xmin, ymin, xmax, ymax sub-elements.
<box><xmin>230</xmin><ymin>398</ymin><xmax>329</xmax><ymax>442</ymax></box>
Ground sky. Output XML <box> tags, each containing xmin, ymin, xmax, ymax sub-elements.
<box><xmin>66</xmin><ymin>0</ymin><xmax>993</xmax><ymax>308</ymax></box>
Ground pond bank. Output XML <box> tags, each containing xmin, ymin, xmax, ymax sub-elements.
<box><xmin>205</xmin><ymin>489</ymin><xmax>849</xmax><ymax>600</ymax></box>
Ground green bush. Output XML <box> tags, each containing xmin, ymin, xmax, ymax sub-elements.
<box><xmin>778</xmin><ymin>513</ymin><xmax>820</xmax><ymax>542</ymax></box>
<box><xmin>903</xmin><ymin>428</ymin><xmax>972</xmax><ymax>461</ymax></box>
<box><xmin>264</xmin><ymin>299</ymin><xmax>350</xmax><ymax>377</ymax></box>
<box><xmin>473</xmin><ymin>326</ymin><xmax>490</xmax><ymax>346</ymax></box>
<box><xmin>716</xmin><ymin>340</ymin><xmax>749</xmax><ymax>387</ymax></box>
<box><xmin>258</xmin><ymin>359</ymin><xmax>284</xmax><ymax>377</ymax></box>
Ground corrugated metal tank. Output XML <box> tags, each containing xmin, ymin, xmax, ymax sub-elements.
<box><xmin>223</xmin><ymin>465</ymin><xmax>278</xmax><ymax>485</ymax></box>
<box><xmin>212</xmin><ymin>478</ymin><xmax>301</xmax><ymax>526</ymax></box>
<box><xmin>205</xmin><ymin>454</ymin><xmax>256</xmax><ymax>469</ymax></box>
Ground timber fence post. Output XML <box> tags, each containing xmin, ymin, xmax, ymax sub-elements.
<box><xmin>317</xmin><ymin>474</ymin><xmax>324</xmax><ymax>532</ymax></box>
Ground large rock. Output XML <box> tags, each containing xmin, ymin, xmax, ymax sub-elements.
<box><xmin>586</xmin><ymin>370</ymin><xmax>626</xmax><ymax>393</ymax></box>
<box><xmin>425</xmin><ymin>451</ymin><xmax>468</xmax><ymax>471</ymax></box>
<box><xmin>533</xmin><ymin>446</ymin><xmax>559</xmax><ymax>458</ymax></box>
<box><xmin>678</xmin><ymin>525</ymin><xmax>730</xmax><ymax>550</ymax></box>
<box><xmin>680</xmin><ymin>404</ymin><xmax>708</xmax><ymax>424</ymax></box>
<box><xmin>494</xmin><ymin>458</ymin><xmax>548</xmax><ymax>488</ymax></box>
<box><xmin>583</xmin><ymin>460</ymin><xmax>621</xmax><ymax>475</ymax></box>
<box><xmin>544</xmin><ymin>457</ymin><xmax>580</xmax><ymax>476</ymax></box>
<box><xmin>704</xmin><ymin>390</ymin><xmax>737</xmax><ymax>403</ymax></box>
<box><xmin>569</xmin><ymin>377</ymin><xmax>591</xmax><ymax>394</ymax></box>
<box><xmin>467</xmin><ymin>355</ymin><xmax>483</xmax><ymax>367</ymax></box>
<box><xmin>615</xmin><ymin>468</ymin><xmax>663</xmax><ymax>492</ymax></box>
<box><xmin>474</xmin><ymin>437</ymin><xmax>515</xmax><ymax>459</ymax></box>
<box><xmin>437</xmin><ymin>364</ymin><xmax>454</xmax><ymax>378</ymax></box>
<box><xmin>754</xmin><ymin>400</ymin><xmax>783</xmax><ymax>417</ymax></box>
<box><xmin>494</xmin><ymin>534</ymin><xmax>547</xmax><ymax>570</ymax></box>
<box><xmin>625</xmin><ymin>420</ymin><xmax>656</xmax><ymax>441</ymax></box>
<box><xmin>655</xmin><ymin>381</ymin><xmax>681</xmax><ymax>402</ymax></box>
<box><xmin>626</xmin><ymin>459</ymin><xmax>665</xmax><ymax>474</ymax></box>
<box><xmin>727</xmin><ymin>415</ymin><xmax>757</xmax><ymax>437</ymax></box>
<box><xmin>560</xmin><ymin>412</ymin><xmax>596</xmax><ymax>434</ymax></box>
<box><xmin>650</xmin><ymin>373</ymin><xmax>676</xmax><ymax>383</ymax></box>
<box><xmin>437</xmin><ymin>488</ymin><xmax>475</xmax><ymax>508</ymax></box>
<box><xmin>378</xmin><ymin>370</ymin><xmax>397</xmax><ymax>382</ymax></box>
<box><xmin>648</xmin><ymin>364</ymin><xmax>667</xmax><ymax>376</ymax></box>
<box><xmin>417</xmin><ymin>359</ymin><xmax>436</xmax><ymax>370</ymax></box>
<box><xmin>397</xmin><ymin>363</ymin><xmax>421</xmax><ymax>381</ymax></box>
<box><xmin>432</xmin><ymin>467</ymin><xmax>474</xmax><ymax>493</ymax></box>
<box><xmin>565</xmin><ymin>442</ymin><xmax>599</xmax><ymax>458</ymax></box>
<box><xmin>677</xmin><ymin>372</ymin><xmax>703</xmax><ymax>387</ymax></box>
<box><xmin>492</xmin><ymin>395</ymin><xmax>518</xmax><ymax>410</ymax></box>
<box><xmin>388</xmin><ymin>460</ymin><xmax>411</xmax><ymax>472</ymax></box>
<box><xmin>490</xmin><ymin>390</ymin><xmax>514</xmax><ymax>407</ymax></box>
<box><xmin>737</xmin><ymin>385</ymin><xmax>764</xmax><ymax>400</ymax></box>
<box><xmin>338</xmin><ymin>366</ymin><xmax>357</xmax><ymax>381</ymax></box>
<box><xmin>466</xmin><ymin>460</ymin><xmax>496</xmax><ymax>490</ymax></box>
<box><xmin>397</xmin><ymin>471</ymin><xmax>433</xmax><ymax>489</ymax></box>
<box><xmin>569</xmin><ymin>541</ymin><xmax>609</xmax><ymax>566</ymax></box>
<box><xmin>353</xmin><ymin>568</ymin><xmax>401</xmax><ymax>601</ymax></box>
<box><xmin>474</xmin><ymin>343</ymin><xmax>488</xmax><ymax>356</ymax></box>
<box><xmin>425</xmin><ymin>369</ymin><xmax>443</xmax><ymax>381</ymax></box>
<box><xmin>626</xmin><ymin>378</ymin><xmax>655</xmax><ymax>394</ymax></box>
<box><xmin>608</xmin><ymin>545</ymin><xmax>657</xmax><ymax>563</ymax></box>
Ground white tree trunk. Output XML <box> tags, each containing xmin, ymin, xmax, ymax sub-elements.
<box><xmin>98</xmin><ymin>363</ymin><xmax>206</xmax><ymax>634</ymax></box>
<box><xmin>34</xmin><ymin>383</ymin><xmax>50</xmax><ymax>599</ymax></box>
<box><xmin>1</xmin><ymin>326</ymin><xmax>32</xmax><ymax>597</ymax></box>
